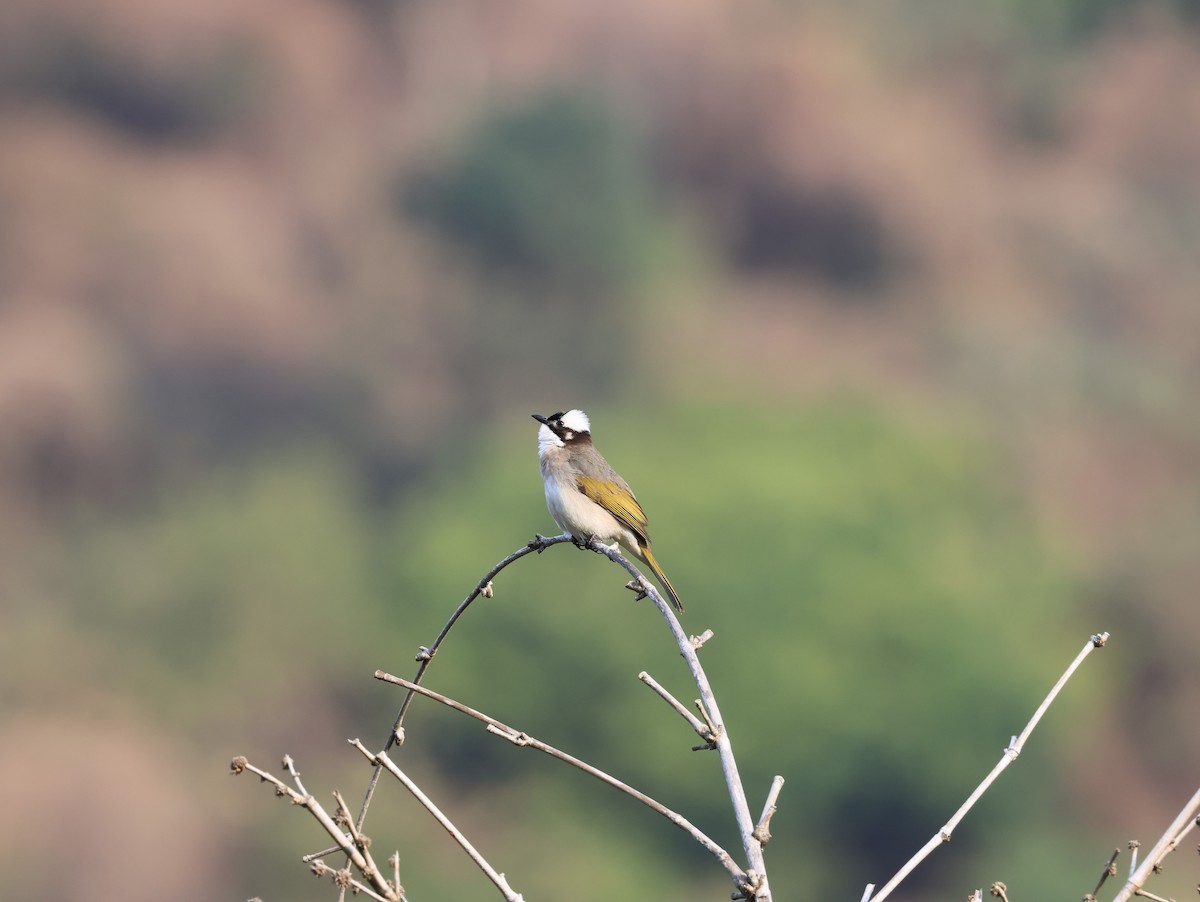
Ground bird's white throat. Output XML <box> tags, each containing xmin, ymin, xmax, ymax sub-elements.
<box><xmin>537</xmin><ymin>423</ymin><xmax>563</xmax><ymax>456</ymax></box>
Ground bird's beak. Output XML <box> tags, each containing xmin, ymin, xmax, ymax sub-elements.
<box><xmin>531</xmin><ymin>413</ymin><xmax>550</xmax><ymax>425</ymax></box>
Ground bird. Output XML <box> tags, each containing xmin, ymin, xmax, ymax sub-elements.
<box><xmin>532</xmin><ymin>409</ymin><xmax>683</xmax><ymax>612</ymax></box>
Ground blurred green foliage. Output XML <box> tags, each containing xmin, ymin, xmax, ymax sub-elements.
<box><xmin>1010</xmin><ymin>0</ymin><xmax>1200</xmax><ymax>42</ymax></box>
<box><xmin>40</xmin><ymin>448</ymin><xmax>378</xmax><ymax>725</ymax></box>
<box><xmin>877</xmin><ymin>0</ymin><xmax>1199</xmax><ymax>46</ymax></box>
<box><xmin>403</xmin><ymin>91</ymin><xmax>658</xmax><ymax>293</ymax></box>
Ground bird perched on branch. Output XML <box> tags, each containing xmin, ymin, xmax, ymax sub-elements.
<box><xmin>532</xmin><ymin>409</ymin><xmax>683</xmax><ymax>613</ymax></box>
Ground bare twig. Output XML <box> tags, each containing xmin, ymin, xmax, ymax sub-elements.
<box><xmin>308</xmin><ymin>859</ymin><xmax>390</xmax><ymax>902</ymax></box>
<box><xmin>1131</xmin><ymin>890</ymin><xmax>1173</xmax><ymax>902</ymax></box>
<box><xmin>388</xmin><ymin>852</ymin><xmax>405</xmax><ymax>901</ymax></box>
<box><xmin>353</xmin><ymin>535</ymin><xmax>575</xmax><ymax>829</ymax></box>
<box><xmin>753</xmin><ymin>776</ymin><xmax>785</xmax><ymax>845</ymax></box>
<box><xmin>1084</xmin><ymin>848</ymin><xmax>1121</xmax><ymax>901</ymax></box>
<box><xmin>867</xmin><ymin>632</ymin><xmax>1110</xmax><ymax>902</ymax></box>
<box><xmin>581</xmin><ymin>538</ymin><xmax>771</xmax><ymax>901</ymax></box>
<box><xmin>351</xmin><ymin>741</ymin><xmax>526</xmax><ymax>902</ymax></box>
<box><xmin>373</xmin><ymin>671</ymin><xmax>749</xmax><ymax>892</ymax></box>
<box><xmin>229</xmin><ymin>756</ymin><xmax>400</xmax><ymax>901</ymax></box>
<box><xmin>1110</xmin><ymin>786</ymin><xmax>1200</xmax><ymax>902</ymax></box>
<box><xmin>638</xmin><ymin>670</ymin><xmax>713</xmax><ymax>742</ymax></box>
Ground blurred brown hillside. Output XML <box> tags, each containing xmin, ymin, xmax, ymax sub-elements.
<box><xmin>0</xmin><ymin>0</ymin><xmax>1198</xmax><ymax>899</ymax></box>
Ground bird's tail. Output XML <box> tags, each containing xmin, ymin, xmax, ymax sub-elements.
<box><xmin>639</xmin><ymin>544</ymin><xmax>684</xmax><ymax>613</ymax></box>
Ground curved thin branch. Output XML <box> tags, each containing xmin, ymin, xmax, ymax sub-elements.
<box><xmin>579</xmin><ymin>538</ymin><xmax>771</xmax><ymax>901</ymax></box>
<box><xmin>374</xmin><ymin>671</ymin><xmax>748</xmax><ymax>891</ymax></box>
<box><xmin>353</xmin><ymin>535</ymin><xmax>574</xmax><ymax>828</ymax></box>
<box><xmin>346</xmin><ymin>533</ymin><xmax>768</xmax><ymax>899</ymax></box>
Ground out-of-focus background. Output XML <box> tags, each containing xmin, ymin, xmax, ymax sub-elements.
<box><xmin>1</xmin><ymin>0</ymin><xmax>1197</xmax><ymax>898</ymax></box>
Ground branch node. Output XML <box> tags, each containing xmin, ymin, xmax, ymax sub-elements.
<box><xmin>481</xmin><ymin>580</ymin><xmax>495</xmax><ymax>598</ymax></box>
<box><xmin>1091</xmin><ymin>631</ymin><xmax>1110</xmax><ymax>647</ymax></box>
<box><xmin>415</xmin><ymin>646</ymin><xmax>434</xmax><ymax>662</ymax></box>
<box><xmin>753</xmin><ymin>776</ymin><xmax>785</xmax><ymax>845</ymax></box>
<box><xmin>624</xmin><ymin>578</ymin><xmax>651</xmax><ymax>601</ymax></box>
<box><xmin>732</xmin><ymin>869</ymin><xmax>762</xmax><ymax>899</ymax></box>
<box><xmin>485</xmin><ymin>723</ymin><xmax>529</xmax><ymax>746</ymax></box>
<box><xmin>639</xmin><ymin>670</ymin><xmax>713</xmax><ymax>743</ymax></box>
<box><xmin>694</xmin><ymin>698</ymin><xmax>720</xmax><ymax>740</ymax></box>
<box><xmin>691</xmin><ymin>629</ymin><xmax>715</xmax><ymax>649</ymax></box>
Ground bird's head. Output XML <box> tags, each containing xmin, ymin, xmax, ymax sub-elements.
<box><xmin>532</xmin><ymin>409</ymin><xmax>591</xmax><ymax>452</ymax></box>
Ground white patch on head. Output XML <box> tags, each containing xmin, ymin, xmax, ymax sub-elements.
<box><xmin>560</xmin><ymin>409</ymin><xmax>591</xmax><ymax>433</ymax></box>
<box><xmin>537</xmin><ymin>422</ymin><xmax>563</xmax><ymax>456</ymax></box>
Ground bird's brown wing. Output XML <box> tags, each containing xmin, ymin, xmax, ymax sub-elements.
<box><xmin>576</xmin><ymin>475</ymin><xmax>649</xmax><ymax>546</ymax></box>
